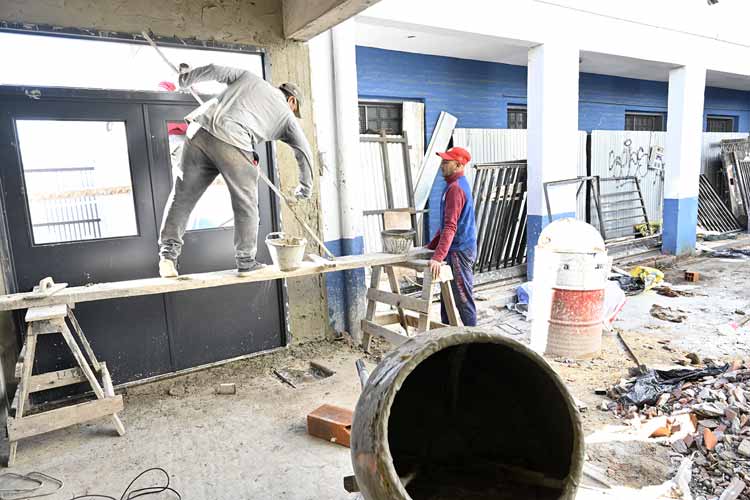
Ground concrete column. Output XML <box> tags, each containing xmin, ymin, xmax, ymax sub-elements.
<box><xmin>308</xmin><ymin>20</ymin><xmax>366</xmax><ymax>339</ymax></box>
<box><xmin>526</xmin><ymin>42</ymin><xmax>580</xmax><ymax>277</ymax></box>
<box><xmin>663</xmin><ymin>65</ymin><xmax>706</xmax><ymax>256</ymax></box>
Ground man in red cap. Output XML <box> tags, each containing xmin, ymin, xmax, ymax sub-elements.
<box><xmin>426</xmin><ymin>147</ymin><xmax>478</xmax><ymax>326</ymax></box>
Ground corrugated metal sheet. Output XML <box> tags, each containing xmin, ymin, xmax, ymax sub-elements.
<box><xmin>359</xmin><ymin>135</ymin><xmax>414</xmax><ymax>254</ymax></box>
<box><xmin>453</xmin><ymin>129</ymin><xmax>527</xmax><ymax>187</ymax></box>
<box><xmin>453</xmin><ymin>128</ymin><xmax>587</xmax><ymax>218</ymax></box>
<box><xmin>590</xmin><ymin>131</ymin><xmax>665</xmax><ymax>239</ymax></box>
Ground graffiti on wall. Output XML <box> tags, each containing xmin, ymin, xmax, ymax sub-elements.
<box><xmin>608</xmin><ymin>139</ymin><xmax>665</xmax><ymax>184</ymax></box>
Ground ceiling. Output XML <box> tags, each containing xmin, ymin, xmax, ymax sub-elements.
<box><xmin>356</xmin><ymin>17</ymin><xmax>750</xmax><ymax>91</ymax></box>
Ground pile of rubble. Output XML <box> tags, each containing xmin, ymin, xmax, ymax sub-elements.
<box><xmin>606</xmin><ymin>361</ymin><xmax>750</xmax><ymax>500</ymax></box>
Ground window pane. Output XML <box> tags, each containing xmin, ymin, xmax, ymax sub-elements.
<box><xmin>0</xmin><ymin>32</ymin><xmax>263</xmax><ymax>94</ymax></box>
<box><xmin>625</xmin><ymin>112</ymin><xmax>664</xmax><ymax>131</ymax></box>
<box><xmin>166</xmin><ymin>122</ymin><xmax>234</xmax><ymax>231</ymax></box>
<box><xmin>17</xmin><ymin>120</ymin><xmax>138</xmax><ymax>245</ymax></box>
<box><xmin>707</xmin><ymin>117</ymin><xmax>734</xmax><ymax>133</ymax></box>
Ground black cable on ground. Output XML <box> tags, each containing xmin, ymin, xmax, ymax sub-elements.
<box><xmin>70</xmin><ymin>468</ymin><xmax>180</xmax><ymax>500</ymax></box>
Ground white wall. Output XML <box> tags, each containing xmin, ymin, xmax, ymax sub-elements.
<box><xmin>359</xmin><ymin>0</ymin><xmax>750</xmax><ymax>79</ymax></box>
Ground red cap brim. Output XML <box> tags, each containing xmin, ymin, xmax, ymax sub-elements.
<box><xmin>437</xmin><ymin>152</ymin><xmax>454</xmax><ymax>161</ymax></box>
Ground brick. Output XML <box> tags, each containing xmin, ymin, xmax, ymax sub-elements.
<box><xmin>704</xmin><ymin>428</ymin><xmax>718</xmax><ymax>451</ymax></box>
<box><xmin>307</xmin><ymin>404</ymin><xmax>353</xmax><ymax>448</ymax></box>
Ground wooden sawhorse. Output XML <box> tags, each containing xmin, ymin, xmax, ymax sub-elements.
<box><xmin>361</xmin><ymin>260</ymin><xmax>461</xmax><ymax>352</ymax></box>
<box><xmin>8</xmin><ymin>304</ymin><xmax>125</xmax><ymax>466</ymax></box>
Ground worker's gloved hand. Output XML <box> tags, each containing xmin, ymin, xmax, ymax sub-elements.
<box><xmin>177</xmin><ymin>64</ymin><xmax>191</xmax><ymax>89</ymax></box>
<box><xmin>293</xmin><ymin>184</ymin><xmax>312</xmax><ymax>200</ymax></box>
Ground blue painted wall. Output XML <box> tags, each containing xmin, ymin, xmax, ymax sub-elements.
<box><xmin>356</xmin><ymin>46</ymin><xmax>750</xmax><ymax>135</ymax></box>
<box><xmin>356</xmin><ymin>46</ymin><xmax>750</xmax><ymax>238</ymax></box>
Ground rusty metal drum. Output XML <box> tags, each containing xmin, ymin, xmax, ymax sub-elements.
<box><xmin>532</xmin><ymin>219</ymin><xmax>609</xmax><ymax>358</ymax></box>
<box><xmin>350</xmin><ymin>327</ymin><xmax>584</xmax><ymax>500</ymax></box>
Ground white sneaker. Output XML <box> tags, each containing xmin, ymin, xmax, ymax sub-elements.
<box><xmin>159</xmin><ymin>258</ymin><xmax>179</xmax><ymax>278</ymax></box>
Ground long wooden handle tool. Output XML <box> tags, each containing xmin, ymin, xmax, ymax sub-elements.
<box><xmin>141</xmin><ymin>30</ymin><xmax>335</xmax><ymax>260</ymax></box>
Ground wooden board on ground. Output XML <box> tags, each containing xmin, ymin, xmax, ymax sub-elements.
<box><xmin>0</xmin><ymin>249</ymin><xmax>432</xmax><ymax>311</ymax></box>
<box><xmin>7</xmin><ymin>396</ymin><xmax>123</xmax><ymax>441</ymax></box>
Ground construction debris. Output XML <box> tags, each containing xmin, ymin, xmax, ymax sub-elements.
<box><xmin>650</xmin><ymin>304</ymin><xmax>688</xmax><ymax>323</ymax></box>
<box><xmin>655</xmin><ymin>286</ymin><xmax>697</xmax><ymax>298</ymax></box>
<box><xmin>605</xmin><ymin>361</ymin><xmax>750</xmax><ymax>499</ymax></box>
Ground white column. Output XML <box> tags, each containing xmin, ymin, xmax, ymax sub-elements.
<box><xmin>526</xmin><ymin>42</ymin><xmax>580</xmax><ymax>276</ymax></box>
<box><xmin>663</xmin><ymin>64</ymin><xmax>706</xmax><ymax>255</ymax></box>
<box><xmin>309</xmin><ymin>20</ymin><xmax>366</xmax><ymax>338</ymax></box>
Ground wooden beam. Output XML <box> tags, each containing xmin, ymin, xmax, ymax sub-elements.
<box><xmin>28</xmin><ymin>367</ymin><xmax>87</xmax><ymax>393</ymax></box>
<box><xmin>25</xmin><ymin>304</ymin><xmax>67</xmax><ymax>322</ymax></box>
<box><xmin>7</xmin><ymin>396</ymin><xmax>123</xmax><ymax>441</ymax></box>
<box><xmin>376</xmin><ymin>312</ymin><xmax>447</xmax><ymax>331</ymax></box>
<box><xmin>361</xmin><ymin>319</ymin><xmax>409</xmax><ymax>347</ymax></box>
<box><xmin>0</xmin><ymin>250</ymin><xmax>431</xmax><ymax>312</ymax></box>
<box><xmin>366</xmin><ymin>288</ymin><xmax>429</xmax><ymax>314</ymax></box>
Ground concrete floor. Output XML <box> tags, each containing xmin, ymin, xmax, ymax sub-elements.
<box><xmin>7</xmin><ymin>243</ymin><xmax>750</xmax><ymax>499</ymax></box>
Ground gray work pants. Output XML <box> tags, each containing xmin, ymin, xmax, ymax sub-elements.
<box><xmin>159</xmin><ymin>129</ymin><xmax>259</xmax><ymax>268</ymax></box>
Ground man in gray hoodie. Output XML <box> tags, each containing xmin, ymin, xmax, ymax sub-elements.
<box><xmin>158</xmin><ymin>64</ymin><xmax>314</xmax><ymax>278</ymax></box>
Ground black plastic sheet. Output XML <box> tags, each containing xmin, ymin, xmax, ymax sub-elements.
<box><xmin>619</xmin><ymin>364</ymin><xmax>729</xmax><ymax>407</ymax></box>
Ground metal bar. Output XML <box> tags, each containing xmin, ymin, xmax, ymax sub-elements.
<box><xmin>592</xmin><ymin>176</ymin><xmax>606</xmax><ymax>240</ymax></box>
<box><xmin>484</xmin><ymin>167</ymin><xmax>513</xmax><ymax>271</ymax></box>
<box><xmin>600</xmin><ymin>191</ymin><xmax>640</xmax><ymax>197</ymax></box>
<box><xmin>633</xmin><ymin>177</ymin><xmax>651</xmax><ymax>230</ymax></box>
<box><xmin>493</xmin><ymin>168</ymin><xmax>522</xmax><ymax>269</ymax></box>
<box><xmin>476</xmin><ymin>168</ymin><xmax>498</xmax><ymax>271</ymax></box>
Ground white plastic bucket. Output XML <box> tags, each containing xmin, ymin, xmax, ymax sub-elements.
<box><xmin>265</xmin><ymin>232</ymin><xmax>307</xmax><ymax>271</ymax></box>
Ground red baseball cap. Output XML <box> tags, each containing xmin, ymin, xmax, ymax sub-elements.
<box><xmin>437</xmin><ymin>147</ymin><xmax>471</xmax><ymax>165</ymax></box>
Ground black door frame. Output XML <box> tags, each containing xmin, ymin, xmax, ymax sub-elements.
<box><xmin>0</xmin><ymin>86</ymin><xmax>292</xmax><ymax>374</ymax></box>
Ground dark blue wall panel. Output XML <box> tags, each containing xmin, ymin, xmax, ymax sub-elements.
<box><xmin>356</xmin><ymin>46</ymin><xmax>750</xmax><ymax>236</ymax></box>
<box><xmin>356</xmin><ymin>46</ymin><xmax>750</xmax><ymax>135</ymax></box>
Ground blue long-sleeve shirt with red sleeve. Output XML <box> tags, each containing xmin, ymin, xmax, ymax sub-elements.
<box><xmin>426</xmin><ymin>172</ymin><xmax>467</xmax><ymax>262</ymax></box>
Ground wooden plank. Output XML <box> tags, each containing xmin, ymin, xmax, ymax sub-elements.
<box><xmin>101</xmin><ymin>363</ymin><xmax>125</xmax><ymax>436</ymax></box>
<box><xmin>384</xmin><ymin>266</ymin><xmax>409</xmax><ymax>334</ymax></box>
<box><xmin>14</xmin><ymin>343</ymin><xmax>25</xmax><ymax>380</ymax></box>
<box><xmin>15</xmin><ymin>329</ymin><xmax>36</xmax><ymax>418</ymax></box>
<box><xmin>418</xmin><ymin>270</ymin><xmax>434</xmax><ymax>331</ymax></box>
<box><xmin>404</xmin><ymin>314</ymin><xmax>447</xmax><ymax>330</ymax></box>
<box><xmin>24</xmin><ymin>304</ymin><xmax>68</xmax><ymax>322</ymax></box>
<box><xmin>29</xmin><ymin>367</ymin><xmax>87</xmax><ymax>393</ymax></box>
<box><xmin>377</xmin><ymin>312</ymin><xmax>447</xmax><ymax>330</ymax></box>
<box><xmin>366</xmin><ymin>288</ymin><xmax>429</xmax><ymax>314</ymax></box>
<box><xmin>28</xmin><ymin>320</ymin><xmax>62</xmax><ymax>335</ymax></box>
<box><xmin>440</xmin><ymin>282</ymin><xmax>461</xmax><ymax>327</ymax></box>
<box><xmin>362</xmin><ymin>266</ymin><xmax>384</xmax><ymax>352</ymax></box>
<box><xmin>361</xmin><ymin>320</ymin><xmax>409</xmax><ymax>347</ymax></box>
<box><xmin>57</xmin><ymin>321</ymin><xmax>105</xmax><ymax>400</ymax></box>
<box><xmin>0</xmin><ymin>249</ymin><xmax>432</xmax><ymax>312</ymax></box>
<box><xmin>7</xmin><ymin>396</ymin><xmax>123</xmax><ymax>441</ymax></box>
<box><xmin>67</xmin><ymin>307</ymin><xmax>101</xmax><ymax>371</ymax></box>
<box><xmin>395</xmin><ymin>260</ymin><xmax>453</xmax><ymax>283</ymax></box>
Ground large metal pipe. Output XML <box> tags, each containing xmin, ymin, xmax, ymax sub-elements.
<box><xmin>351</xmin><ymin>327</ymin><xmax>584</xmax><ymax>500</ymax></box>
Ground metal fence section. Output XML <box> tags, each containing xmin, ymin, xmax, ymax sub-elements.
<box><xmin>702</xmin><ymin>133</ymin><xmax>748</xmax><ymax>206</ymax></box>
<box><xmin>590</xmin><ymin>131</ymin><xmax>665</xmax><ymax>238</ymax></box>
<box><xmin>471</xmin><ymin>162</ymin><xmax>527</xmax><ymax>272</ymax></box>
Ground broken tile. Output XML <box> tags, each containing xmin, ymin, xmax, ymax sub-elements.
<box><xmin>738</xmin><ymin>439</ymin><xmax>750</xmax><ymax>458</ymax></box>
<box><xmin>704</xmin><ymin>428</ymin><xmax>718</xmax><ymax>451</ymax></box>
<box><xmin>672</xmin><ymin>439</ymin><xmax>689</xmax><ymax>454</ymax></box>
<box><xmin>694</xmin><ymin>402</ymin><xmax>728</xmax><ymax>418</ymax></box>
